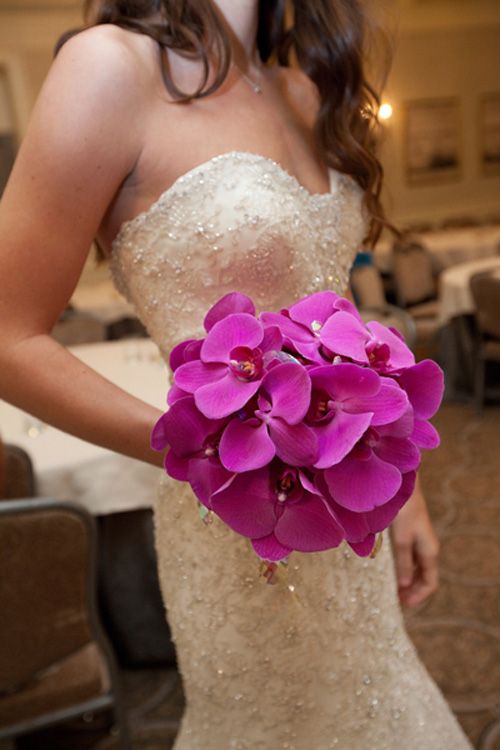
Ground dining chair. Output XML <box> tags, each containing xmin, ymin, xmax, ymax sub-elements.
<box><xmin>0</xmin><ymin>443</ymin><xmax>37</xmax><ymax>500</ymax></box>
<box><xmin>469</xmin><ymin>272</ymin><xmax>500</xmax><ymax>411</ymax></box>
<box><xmin>391</xmin><ymin>239</ymin><xmax>440</xmax><ymax>351</ymax></box>
<box><xmin>0</xmin><ymin>498</ymin><xmax>130</xmax><ymax>749</ymax></box>
<box><xmin>52</xmin><ymin>309</ymin><xmax>107</xmax><ymax>346</ymax></box>
<box><xmin>350</xmin><ymin>262</ymin><xmax>387</xmax><ymax>309</ymax></box>
<box><xmin>350</xmin><ymin>262</ymin><xmax>417</xmax><ymax>350</ymax></box>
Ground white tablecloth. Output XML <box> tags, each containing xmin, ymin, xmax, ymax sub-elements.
<box><xmin>438</xmin><ymin>256</ymin><xmax>500</xmax><ymax>325</ymax></box>
<box><xmin>374</xmin><ymin>225</ymin><xmax>500</xmax><ymax>274</ymax></box>
<box><xmin>0</xmin><ymin>339</ymin><xmax>169</xmax><ymax>514</ymax></box>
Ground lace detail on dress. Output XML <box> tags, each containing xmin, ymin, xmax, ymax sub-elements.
<box><xmin>109</xmin><ymin>151</ymin><xmax>366</xmax><ymax>358</ymax></box>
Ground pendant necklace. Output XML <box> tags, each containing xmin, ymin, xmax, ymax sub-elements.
<box><xmin>232</xmin><ymin>59</ymin><xmax>264</xmax><ymax>95</ymax></box>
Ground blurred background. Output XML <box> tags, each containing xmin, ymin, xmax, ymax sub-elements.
<box><xmin>0</xmin><ymin>1</ymin><xmax>499</xmax><ymax>748</ymax></box>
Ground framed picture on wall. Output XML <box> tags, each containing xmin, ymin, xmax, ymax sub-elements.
<box><xmin>479</xmin><ymin>93</ymin><xmax>500</xmax><ymax>176</ymax></box>
<box><xmin>404</xmin><ymin>98</ymin><xmax>461</xmax><ymax>186</ymax></box>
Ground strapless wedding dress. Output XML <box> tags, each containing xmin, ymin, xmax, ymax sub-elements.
<box><xmin>110</xmin><ymin>151</ymin><xmax>472</xmax><ymax>750</ymax></box>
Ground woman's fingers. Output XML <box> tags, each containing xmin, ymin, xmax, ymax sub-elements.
<box><xmin>394</xmin><ymin>538</ymin><xmax>416</xmax><ymax>589</ymax></box>
<box><xmin>398</xmin><ymin>535</ymin><xmax>440</xmax><ymax>608</ymax></box>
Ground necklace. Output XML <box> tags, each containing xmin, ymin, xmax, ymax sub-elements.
<box><xmin>232</xmin><ymin>59</ymin><xmax>263</xmax><ymax>95</ymax></box>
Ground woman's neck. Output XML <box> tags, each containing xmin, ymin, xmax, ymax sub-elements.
<box><xmin>212</xmin><ymin>0</ymin><xmax>260</xmax><ymax>65</ymax></box>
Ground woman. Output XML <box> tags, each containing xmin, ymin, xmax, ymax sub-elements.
<box><xmin>0</xmin><ymin>1</ymin><xmax>472</xmax><ymax>747</ymax></box>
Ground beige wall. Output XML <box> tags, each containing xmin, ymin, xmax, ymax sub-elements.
<box><xmin>379</xmin><ymin>20</ymin><xmax>500</xmax><ymax>227</ymax></box>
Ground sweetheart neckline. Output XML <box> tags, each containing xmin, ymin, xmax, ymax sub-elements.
<box><xmin>110</xmin><ymin>150</ymin><xmax>340</xmax><ymax>252</ymax></box>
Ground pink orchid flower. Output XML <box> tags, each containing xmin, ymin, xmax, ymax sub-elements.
<box><xmin>218</xmin><ymin>361</ymin><xmax>317</xmax><ymax>472</ymax></box>
<box><xmin>211</xmin><ymin>460</ymin><xmax>344</xmax><ymax>562</ymax></box>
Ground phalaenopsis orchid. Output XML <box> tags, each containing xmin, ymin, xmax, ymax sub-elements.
<box><xmin>152</xmin><ymin>291</ymin><xmax>444</xmax><ymax>569</ymax></box>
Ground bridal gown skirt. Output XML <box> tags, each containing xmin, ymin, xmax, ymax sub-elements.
<box><xmin>153</xmin><ymin>474</ymin><xmax>473</xmax><ymax>750</ymax></box>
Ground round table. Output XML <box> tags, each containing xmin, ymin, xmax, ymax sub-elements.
<box><xmin>438</xmin><ymin>256</ymin><xmax>500</xmax><ymax>325</ymax></box>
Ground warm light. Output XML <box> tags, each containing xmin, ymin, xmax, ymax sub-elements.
<box><xmin>378</xmin><ymin>102</ymin><xmax>393</xmax><ymax>121</ymax></box>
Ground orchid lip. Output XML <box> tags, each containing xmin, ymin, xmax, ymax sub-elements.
<box><xmin>228</xmin><ymin>345</ymin><xmax>264</xmax><ymax>381</ymax></box>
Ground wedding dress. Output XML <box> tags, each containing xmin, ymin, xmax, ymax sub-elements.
<box><xmin>110</xmin><ymin>151</ymin><xmax>473</xmax><ymax>750</ymax></box>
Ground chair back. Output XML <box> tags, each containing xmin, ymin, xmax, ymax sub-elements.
<box><xmin>1</xmin><ymin>445</ymin><xmax>37</xmax><ymax>500</ymax></box>
<box><xmin>392</xmin><ymin>240</ymin><xmax>435</xmax><ymax>307</ymax></box>
<box><xmin>0</xmin><ymin>499</ymin><xmax>96</xmax><ymax>694</ymax></box>
<box><xmin>470</xmin><ymin>272</ymin><xmax>500</xmax><ymax>339</ymax></box>
<box><xmin>51</xmin><ymin>315</ymin><xmax>106</xmax><ymax>346</ymax></box>
<box><xmin>350</xmin><ymin>264</ymin><xmax>387</xmax><ymax>309</ymax></box>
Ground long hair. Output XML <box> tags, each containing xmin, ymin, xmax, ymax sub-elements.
<box><xmin>55</xmin><ymin>0</ymin><xmax>392</xmax><ymax>247</ymax></box>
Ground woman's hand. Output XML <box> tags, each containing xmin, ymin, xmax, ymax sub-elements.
<box><xmin>390</xmin><ymin>476</ymin><xmax>440</xmax><ymax>608</ymax></box>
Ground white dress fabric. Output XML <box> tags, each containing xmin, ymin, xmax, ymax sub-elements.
<box><xmin>110</xmin><ymin>151</ymin><xmax>473</xmax><ymax>750</ymax></box>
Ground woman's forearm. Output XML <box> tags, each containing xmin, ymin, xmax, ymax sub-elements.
<box><xmin>0</xmin><ymin>333</ymin><xmax>164</xmax><ymax>468</ymax></box>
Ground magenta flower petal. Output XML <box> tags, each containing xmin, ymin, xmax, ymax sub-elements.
<box><xmin>219</xmin><ymin>418</ymin><xmax>275</xmax><ymax>472</ymax></box>
<box><xmin>201</xmin><ymin>314</ymin><xmax>263</xmax><ymax>364</ymax></box>
<box><xmin>333</xmin><ymin>297</ymin><xmax>363</xmax><ymax>321</ymax></box>
<box><xmin>320</xmin><ymin>311</ymin><xmax>370</xmax><ymax>362</ymax></box>
<box><xmin>348</xmin><ymin>534</ymin><xmax>376</xmax><ymax>556</ymax></box>
<box><xmin>167</xmin><ymin>383</ymin><xmax>190</xmax><ymax>406</ymax></box>
<box><xmin>164</xmin><ymin>450</ymin><xmax>189</xmax><ymax>481</ymax></box>
<box><xmin>288</xmin><ymin>291</ymin><xmax>340</xmax><ymax>328</ymax></box>
<box><xmin>260</xmin><ymin>312</ymin><xmax>322</xmax><ymax>361</ymax></box>
<box><xmin>252</xmin><ymin>533</ymin><xmax>292</xmax><ymax>562</ymax></box>
<box><xmin>366</xmin><ymin>321</ymin><xmax>415</xmax><ymax>369</ymax></box>
<box><xmin>260</xmin><ymin>324</ymin><xmax>283</xmax><ymax>354</ymax></box>
<box><xmin>310</xmin><ymin>363</ymin><xmax>380</xmax><ymax>401</ymax></box>
<box><xmin>268</xmin><ymin>419</ymin><xmax>318</xmax><ymax>466</ymax></box>
<box><xmin>151</xmin><ymin>412</ymin><xmax>169</xmax><ymax>451</ymax></box>
<box><xmin>188</xmin><ymin>457</ymin><xmax>233</xmax><ymax>508</ymax></box>
<box><xmin>262</xmin><ymin>362</ymin><xmax>311</xmax><ymax>424</ymax></box>
<box><xmin>195</xmin><ymin>371</ymin><xmax>261</xmax><ymax>419</ymax></box>
<box><xmin>347</xmin><ymin>380</ymin><xmax>409</xmax><ymax>426</ymax></box>
<box><xmin>174</xmin><ymin>360</ymin><xmax>226</xmax><ymax>393</ymax></box>
<box><xmin>260</xmin><ymin>311</ymin><xmax>312</xmax><ymax>344</ymax></box>
<box><xmin>366</xmin><ymin>471</ymin><xmax>417</xmax><ymax>532</ymax></box>
<box><xmin>373</xmin><ymin>436</ymin><xmax>421</xmax><ymax>473</ymax></box>
<box><xmin>376</xmin><ymin>405</ymin><xmax>414</xmax><ymax>438</ymax></box>
<box><xmin>211</xmin><ymin>470</ymin><xmax>277</xmax><ymax>538</ymax></box>
<box><xmin>204</xmin><ymin>292</ymin><xmax>256</xmax><ymax>332</ymax></box>
<box><xmin>169</xmin><ymin>338</ymin><xmax>202</xmax><ymax>371</ymax></box>
<box><xmin>325</xmin><ymin>451</ymin><xmax>402</xmax><ymax>511</ymax></box>
<box><xmin>274</xmin><ymin>495</ymin><xmax>344</xmax><ymax>552</ymax></box>
<box><xmin>411</xmin><ymin>419</ymin><xmax>440</xmax><ymax>449</ymax></box>
<box><xmin>397</xmin><ymin>360</ymin><xmax>445</xmax><ymax>419</ymax></box>
<box><xmin>314</xmin><ymin>410</ymin><xmax>373</xmax><ymax>469</ymax></box>
<box><xmin>156</xmin><ymin>396</ymin><xmax>222</xmax><ymax>457</ymax></box>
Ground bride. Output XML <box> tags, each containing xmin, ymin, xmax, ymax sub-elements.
<box><xmin>0</xmin><ymin>0</ymin><xmax>473</xmax><ymax>747</ymax></box>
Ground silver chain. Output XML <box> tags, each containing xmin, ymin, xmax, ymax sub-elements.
<box><xmin>232</xmin><ymin>60</ymin><xmax>263</xmax><ymax>95</ymax></box>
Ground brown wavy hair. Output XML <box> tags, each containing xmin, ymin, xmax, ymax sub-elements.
<box><xmin>56</xmin><ymin>0</ymin><xmax>392</xmax><ymax>247</ymax></box>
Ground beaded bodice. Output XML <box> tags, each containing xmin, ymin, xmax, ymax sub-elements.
<box><xmin>110</xmin><ymin>151</ymin><xmax>366</xmax><ymax>356</ymax></box>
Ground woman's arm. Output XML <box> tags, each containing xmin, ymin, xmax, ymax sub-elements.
<box><xmin>0</xmin><ymin>26</ymin><xmax>163</xmax><ymax>468</ymax></box>
<box><xmin>390</xmin><ymin>473</ymin><xmax>440</xmax><ymax>608</ymax></box>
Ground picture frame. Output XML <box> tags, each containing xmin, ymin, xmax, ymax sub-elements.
<box><xmin>404</xmin><ymin>97</ymin><xmax>461</xmax><ymax>186</ymax></box>
<box><xmin>479</xmin><ymin>93</ymin><xmax>500</xmax><ymax>177</ymax></box>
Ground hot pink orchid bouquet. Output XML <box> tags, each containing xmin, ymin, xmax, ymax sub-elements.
<box><xmin>151</xmin><ymin>291</ymin><xmax>444</xmax><ymax>563</ymax></box>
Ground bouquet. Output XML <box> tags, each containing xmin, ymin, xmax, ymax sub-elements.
<box><xmin>152</xmin><ymin>291</ymin><xmax>444</xmax><ymax>565</ymax></box>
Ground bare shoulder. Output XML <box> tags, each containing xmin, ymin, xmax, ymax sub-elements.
<box><xmin>274</xmin><ymin>65</ymin><xmax>320</xmax><ymax>124</ymax></box>
<box><xmin>52</xmin><ymin>23</ymin><xmax>159</xmax><ymax>102</ymax></box>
